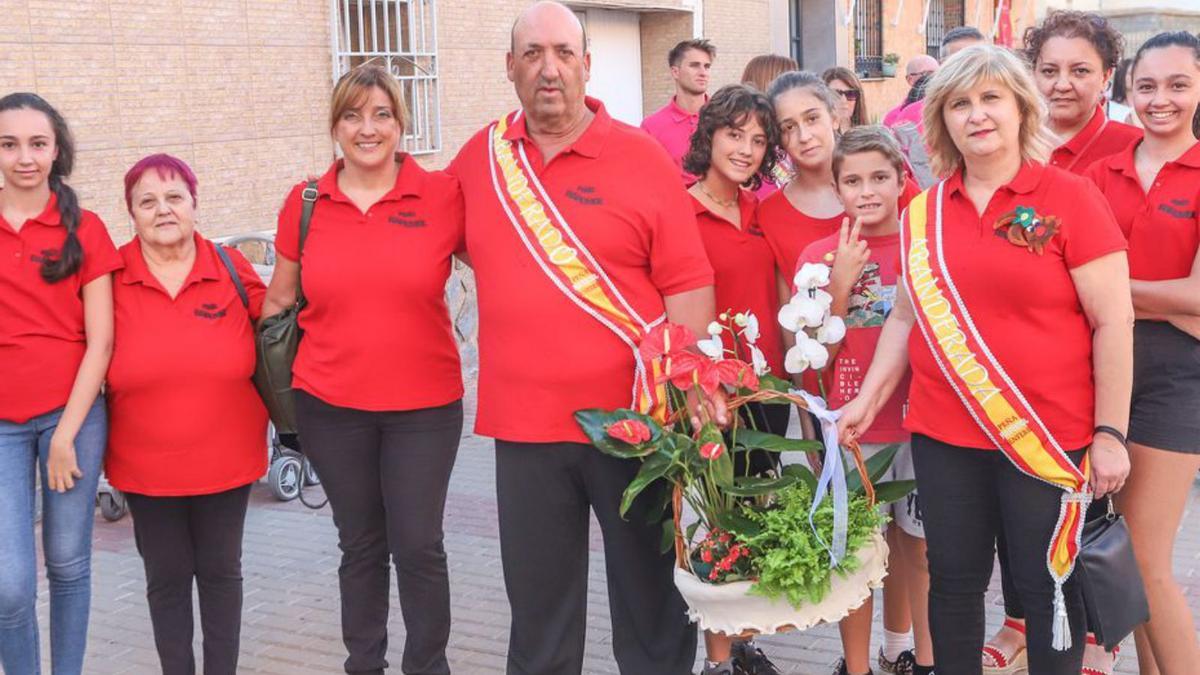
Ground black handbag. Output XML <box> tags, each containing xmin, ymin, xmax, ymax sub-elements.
<box><xmin>252</xmin><ymin>180</ymin><xmax>318</xmax><ymax>436</ymax></box>
<box><xmin>1076</xmin><ymin>496</ymin><xmax>1149</xmax><ymax>651</ymax></box>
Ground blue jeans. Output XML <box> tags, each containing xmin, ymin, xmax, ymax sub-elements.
<box><xmin>0</xmin><ymin>398</ymin><xmax>107</xmax><ymax>675</ymax></box>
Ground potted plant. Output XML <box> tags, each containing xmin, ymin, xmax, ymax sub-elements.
<box><xmin>574</xmin><ymin>264</ymin><xmax>915</xmax><ymax>636</ymax></box>
<box><xmin>882</xmin><ymin>53</ymin><xmax>901</xmax><ymax>78</ymax></box>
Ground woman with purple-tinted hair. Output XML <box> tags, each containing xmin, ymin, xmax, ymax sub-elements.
<box><xmin>105</xmin><ymin>153</ymin><xmax>268</xmax><ymax>675</ymax></box>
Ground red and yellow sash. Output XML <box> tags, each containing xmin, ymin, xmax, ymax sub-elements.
<box><xmin>488</xmin><ymin>111</ymin><xmax>667</xmax><ymax>422</ymax></box>
<box><xmin>901</xmin><ymin>184</ymin><xmax>1091</xmax><ymax>649</ymax></box>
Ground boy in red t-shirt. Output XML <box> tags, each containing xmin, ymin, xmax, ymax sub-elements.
<box><xmin>797</xmin><ymin>127</ymin><xmax>932</xmax><ymax>675</ymax></box>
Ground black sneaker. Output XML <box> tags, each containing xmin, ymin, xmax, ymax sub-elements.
<box><xmin>885</xmin><ymin>650</ymin><xmax>918</xmax><ymax>675</ymax></box>
<box><xmin>833</xmin><ymin>657</ymin><xmax>875</xmax><ymax>675</ymax></box>
<box><xmin>733</xmin><ymin>640</ymin><xmax>783</xmax><ymax>675</ymax></box>
<box><xmin>701</xmin><ymin>658</ymin><xmax>751</xmax><ymax>675</ymax></box>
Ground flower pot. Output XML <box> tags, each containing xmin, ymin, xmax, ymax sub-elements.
<box><xmin>881</xmin><ymin>62</ymin><xmax>898</xmax><ymax>78</ymax></box>
<box><xmin>673</xmin><ymin>531</ymin><xmax>890</xmax><ymax>636</ymax></box>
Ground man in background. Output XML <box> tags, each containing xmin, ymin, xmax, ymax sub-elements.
<box><xmin>641</xmin><ymin>38</ymin><xmax>716</xmax><ymax>182</ymax></box>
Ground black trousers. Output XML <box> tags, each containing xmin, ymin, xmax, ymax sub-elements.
<box><xmin>126</xmin><ymin>483</ymin><xmax>252</xmax><ymax>675</ymax></box>
<box><xmin>495</xmin><ymin>440</ymin><xmax>697</xmax><ymax>675</ymax></box>
<box><xmin>295</xmin><ymin>391</ymin><xmax>463</xmax><ymax>675</ymax></box>
<box><xmin>911</xmin><ymin>434</ymin><xmax>1087</xmax><ymax>675</ymax></box>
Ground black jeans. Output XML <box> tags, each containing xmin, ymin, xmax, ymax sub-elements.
<box><xmin>126</xmin><ymin>483</ymin><xmax>252</xmax><ymax>675</ymax></box>
<box><xmin>495</xmin><ymin>440</ymin><xmax>697</xmax><ymax>675</ymax></box>
<box><xmin>911</xmin><ymin>434</ymin><xmax>1087</xmax><ymax>675</ymax></box>
<box><xmin>295</xmin><ymin>391</ymin><xmax>463</xmax><ymax>675</ymax></box>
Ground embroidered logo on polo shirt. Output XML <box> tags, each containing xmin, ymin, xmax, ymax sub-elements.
<box><xmin>1158</xmin><ymin>198</ymin><xmax>1196</xmax><ymax>220</ymax></box>
<box><xmin>565</xmin><ymin>185</ymin><xmax>603</xmax><ymax>206</ymax></box>
<box><xmin>388</xmin><ymin>211</ymin><xmax>427</xmax><ymax>228</ymax></box>
<box><xmin>29</xmin><ymin>248</ymin><xmax>59</xmax><ymax>264</ymax></box>
<box><xmin>194</xmin><ymin>302</ymin><xmax>227</xmax><ymax>320</ymax></box>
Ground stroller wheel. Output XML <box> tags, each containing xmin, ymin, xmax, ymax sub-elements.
<box><xmin>99</xmin><ymin>490</ymin><xmax>127</xmax><ymax>522</ymax></box>
<box><xmin>269</xmin><ymin>454</ymin><xmax>303</xmax><ymax>501</ymax></box>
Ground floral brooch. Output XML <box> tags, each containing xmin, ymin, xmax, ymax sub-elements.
<box><xmin>993</xmin><ymin>206</ymin><xmax>1060</xmax><ymax>255</ymax></box>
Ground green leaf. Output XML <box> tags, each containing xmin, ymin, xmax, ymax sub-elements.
<box><xmin>573</xmin><ymin>408</ymin><xmax>662</xmax><ymax>458</ymax></box>
<box><xmin>846</xmin><ymin>443</ymin><xmax>900</xmax><ymax>494</ymax></box>
<box><xmin>685</xmin><ymin>520</ymin><xmax>701</xmax><ymax>545</ymax></box>
<box><xmin>619</xmin><ymin>452</ymin><xmax>672</xmax><ymax>517</ymax></box>
<box><xmin>713</xmin><ymin>509</ymin><xmax>761</xmax><ymax>537</ymax></box>
<box><xmin>757</xmin><ymin>373</ymin><xmax>793</xmax><ymax>394</ymax></box>
<box><xmin>697</xmin><ymin>423</ymin><xmax>735</xmax><ymax>488</ymax></box>
<box><xmin>734</xmin><ymin>429</ymin><xmax>823</xmax><ymax>453</ymax></box>
<box><xmin>724</xmin><ymin>474</ymin><xmax>798</xmax><ymax>497</ymax></box>
<box><xmin>872</xmin><ymin>479</ymin><xmax>917</xmax><ymax>505</ymax></box>
<box><xmin>781</xmin><ymin>462</ymin><xmax>818</xmax><ymax>493</ymax></box>
<box><xmin>642</xmin><ymin>481</ymin><xmax>673</xmax><ymax>525</ymax></box>
<box><xmin>659</xmin><ymin>517</ymin><xmax>675</xmax><ymax>554</ymax></box>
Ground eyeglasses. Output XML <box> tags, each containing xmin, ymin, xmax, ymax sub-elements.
<box><xmin>833</xmin><ymin>88</ymin><xmax>859</xmax><ymax>101</ymax></box>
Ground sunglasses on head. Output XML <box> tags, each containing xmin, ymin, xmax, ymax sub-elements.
<box><xmin>834</xmin><ymin>88</ymin><xmax>859</xmax><ymax>101</ymax></box>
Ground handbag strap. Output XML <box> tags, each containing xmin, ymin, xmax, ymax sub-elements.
<box><xmin>213</xmin><ymin>242</ymin><xmax>250</xmax><ymax>309</ymax></box>
<box><xmin>296</xmin><ymin>180</ymin><xmax>319</xmax><ymax>306</ymax></box>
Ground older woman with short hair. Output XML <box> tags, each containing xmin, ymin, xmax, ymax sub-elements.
<box><xmin>837</xmin><ymin>45</ymin><xmax>1134</xmax><ymax>674</ymax></box>
<box><xmin>106</xmin><ymin>153</ymin><xmax>268</xmax><ymax>675</ymax></box>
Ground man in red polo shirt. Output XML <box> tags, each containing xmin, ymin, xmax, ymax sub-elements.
<box><xmin>448</xmin><ymin>2</ymin><xmax>716</xmax><ymax>673</ymax></box>
<box><xmin>641</xmin><ymin>38</ymin><xmax>715</xmax><ymax>183</ymax></box>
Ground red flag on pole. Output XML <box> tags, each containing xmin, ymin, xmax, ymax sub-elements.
<box><xmin>994</xmin><ymin>0</ymin><xmax>1013</xmax><ymax>47</ymax></box>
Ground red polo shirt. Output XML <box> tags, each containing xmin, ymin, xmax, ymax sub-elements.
<box><xmin>449</xmin><ymin>98</ymin><xmax>714</xmax><ymax>443</ymax></box>
<box><xmin>641</xmin><ymin>96</ymin><xmax>704</xmax><ymax>183</ymax></box>
<box><xmin>1049</xmin><ymin>105</ymin><xmax>1141</xmax><ymax>175</ymax></box>
<box><xmin>275</xmin><ymin>155</ymin><xmax>465</xmax><ymax>411</ymax></box>
<box><xmin>904</xmin><ymin>163</ymin><xmax>1127</xmax><ymax>450</ymax></box>
<box><xmin>1086</xmin><ymin>141</ymin><xmax>1200</xmax><ymax>281</ymax></box>
<box><xmin>692</xmin><ymin>191</ymin><xmax>785</xmax><ymax>375</ymax></box>
<box><xmin>758</xmin><ymin>178</ymin><xmax>920</xmax><ymax>278</ymax></box>
<box><xmin>106</xmin><ymin>235</ymin><xmax>268</xmax><ymax>496</ymax></box>
<box><xmin>0</xmin><ymin>194</ymin><xmax>122</xmax><ymax>423</ymax></box>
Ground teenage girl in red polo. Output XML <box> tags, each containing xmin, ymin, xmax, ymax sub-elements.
<box><xmin>1086</xmin><ymin>31</ymin><xmax>1200</xmax><ymax>674</ymax></box>
<box><xmin>0</xmin><ymin>93</ymin><xmax>121</xmax><ymax>674</ymax></box>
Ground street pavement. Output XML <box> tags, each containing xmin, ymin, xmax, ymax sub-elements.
<box><xmin>38</xmin><ymin>390</ymin><xmax>1198</xmax><ymax>674</ymax></box>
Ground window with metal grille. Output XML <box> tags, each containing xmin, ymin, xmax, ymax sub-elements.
<box><xmin>854</xmin><ymin>0</ymin><xmax>884</xmax><ymax>78</ymax></box>
<box><xmin>788</xmin><ymin>0</ymin><xmax>804</xmax><ymax>68</ymax></box>
<box><xmin>332</xmin><ymin>0</ymin><xmax>440</xmax><ymax>155</ymax></box>
<box><xmin>925</xmin><ymin>0</ymin><xmax>966</xmax><ymax>58</ymax></box>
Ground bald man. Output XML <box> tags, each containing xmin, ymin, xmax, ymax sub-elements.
<box><xmin>448</xmin><ymin>2</ymin><xmax>713</xmax><ymax>673</ymax></box>
<box><xmin>882</xmin><ymin>54</ymin><xmax>939</xmax><ymax>127</ymax></box>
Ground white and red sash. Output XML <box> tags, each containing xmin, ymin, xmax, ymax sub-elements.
<box><xmin>901</xmin><ymin>184</ymin><xmax>1092</xmax><ymax>650</ymax></box>
<box><xmin>487</xmin><ymin>110</ymin><xmax>668</xmax><ymax>422</ymax></box>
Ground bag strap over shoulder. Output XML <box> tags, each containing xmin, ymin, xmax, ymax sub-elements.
<box><xmin>213</xmin><ymin>242</ymin><xmax>250</xmax><ymax>309</ymax></box>
<box><xmin>296</xmin><ymin>180</ymin><xmax>318</xmax><ymax>305</ymax></box>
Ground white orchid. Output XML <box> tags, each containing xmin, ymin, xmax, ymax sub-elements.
<box><xmin>794</xmin><ymin>262</ymin><xmax>831</xmax><ymax>290</ymax></box>
<box><xmin>812</xmin><ymin>288</ymin><xmax>833</xmax><ymax>310</ymax></box>
<box><xmin>740</xmin><ymin>312</ymin><xmax>760</xmax><ymax>344</ymax></box>
<box><xmin>697</xmin><ymin>334</ymin><xmax>724</xmax><ymax>360</ymax></box>
<box><xmin>749</xmin><ymin>343</ymin><xmax>769</xmax><ymax>376</ymax></box>
<box><xmin>706</xmin><ymin>321</ymin><xmax>723</xmax><ymax>337</ymax></box>
<box><xmin>733</xmin><ymin>312</ymin><xmax>748</xmax><ymax>327</ymax></box>
<box><xmin>816</xmin><ymin>314</ymin><xmax>846</xmax><ymax>344</ymax></box>
<box><xmin>784</xmin><ymin>343</ymin><xmax>810</xmax><ymax>374</ymax></box>
<box><xmin>798</xmin><ymin>335</ymin><xmax>830</xmax><ymax>370</ymax></box>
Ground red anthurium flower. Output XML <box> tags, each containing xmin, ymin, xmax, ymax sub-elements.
<box><xmin>639</xmin><ymin>322</ymin><xmax>696</xmax><ymax>363</ymax></box>
<box><xmin>606</xmin><ymin>419</ymin><xmax>652</xmax><ymax>444</ymax></box>
<box><xmin>715</xmin><ymin>359</ymin><xmax>759</xmax><ymax>391</ymax></box>
<box><xmin>699</xmin><ymin>441</ymin><xmax>725</xmax><ymax>460</ymax></box>
<box><xmin>666</xmin><ymin>354</ymin><xmax>721</xmax><ymax>396</ymax></box>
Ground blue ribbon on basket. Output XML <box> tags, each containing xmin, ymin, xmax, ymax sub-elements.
<box><xmin>796</xmin><ymin>390</ymin><xmax>848</xmax><ymax>567</ymax></box>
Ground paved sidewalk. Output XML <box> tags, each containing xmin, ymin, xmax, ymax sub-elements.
<box><xmin>38</xmin><ymin>392</ymin><xmax>1199</xmax><ymax>674</ymax></box>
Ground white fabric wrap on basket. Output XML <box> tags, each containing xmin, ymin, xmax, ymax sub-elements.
<box><xmin>674</xmin><ymin>531</ymin><xmax>890</xmax><ymax>635</ymax></box>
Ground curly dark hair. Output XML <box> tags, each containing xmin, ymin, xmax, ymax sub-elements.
<box><xmin>682</xmin><ymin>84</ymin><xmax>780</xmax><ymax>190</ymax></box>
<box><xmin>1023</xmin><ymin>10</ymin><xmax>1124</xmax><ymax>71</ymax></box>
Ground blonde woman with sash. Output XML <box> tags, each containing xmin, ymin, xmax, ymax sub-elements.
<box><xmin>836</xmin><ymin>45</ymin><xmax>1134</xmax><ymax>675</ymax></box>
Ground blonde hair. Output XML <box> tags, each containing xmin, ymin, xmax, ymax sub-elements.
<box><xmin>922</xmin><ymin>44</ymin><xmax>1053</xmax><ymax>176</ymax></box>
<box><xmin>328</xmin><ymin>64</ymin><xmax>409</xmax><ymax>135</ymax></box>
<box><xmin>741</xmin><ymin>54</ymin><xmax>799</xmax><ymax>92</ymax></box>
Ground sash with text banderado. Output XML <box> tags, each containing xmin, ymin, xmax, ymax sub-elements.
<box><xmin>487</xmin><ymin>111</ymin><xmax>667</xmax><ymax>423</ymax></box>
<box><xmin>901</xmin><ymin>183</ymin><xmax>1091</xmax><ymax>651</ymax></box>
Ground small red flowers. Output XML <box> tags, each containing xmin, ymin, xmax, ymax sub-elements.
<box><xmin>606</xmin><ymin>419</ymin><xmax>652</xmax><ymax>444</ymax></box>
<box><xmin>699</xmin><ymin>441</ymin><xmax>725</xmax><ymax>461</ymax></box>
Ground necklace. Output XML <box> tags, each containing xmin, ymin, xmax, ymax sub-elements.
<box><xmin>698</xmin><ymin>180</ymin><xmax>737</xmax><ymax>208</ymax></box>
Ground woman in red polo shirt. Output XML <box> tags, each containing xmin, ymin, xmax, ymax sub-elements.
<box><xmin>1025</xmin><ymin>10</ymin><xmax>1141</xmax><ymax>176</ymax></box>
<box><xmin>0</xmin><ymin>93</ymin><xmax>120</xmax><ymax>674</ymax></box>
<box><xmin>261</xmin><ymin>65</ymin><xmax>464</xmax><ymax>675</ymax></box>
<box><xmin>105</xmin><ymin>154</ymin><xmax>267</xmax><ymax>675</ymax></box>
<box><xmin>837</xmin><ymin>45</ymin><xmax>1133</xmax><ymax>675</ymax></box>
<box><xmin>681</xmin><ymin>82</ymin><xmax>787</xmax><ymax>675</ymax></box>
<box><xmin>1085</xmin><ymin>32</ymin><xmax>1200</xmax><ymax>674</ymax></box>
